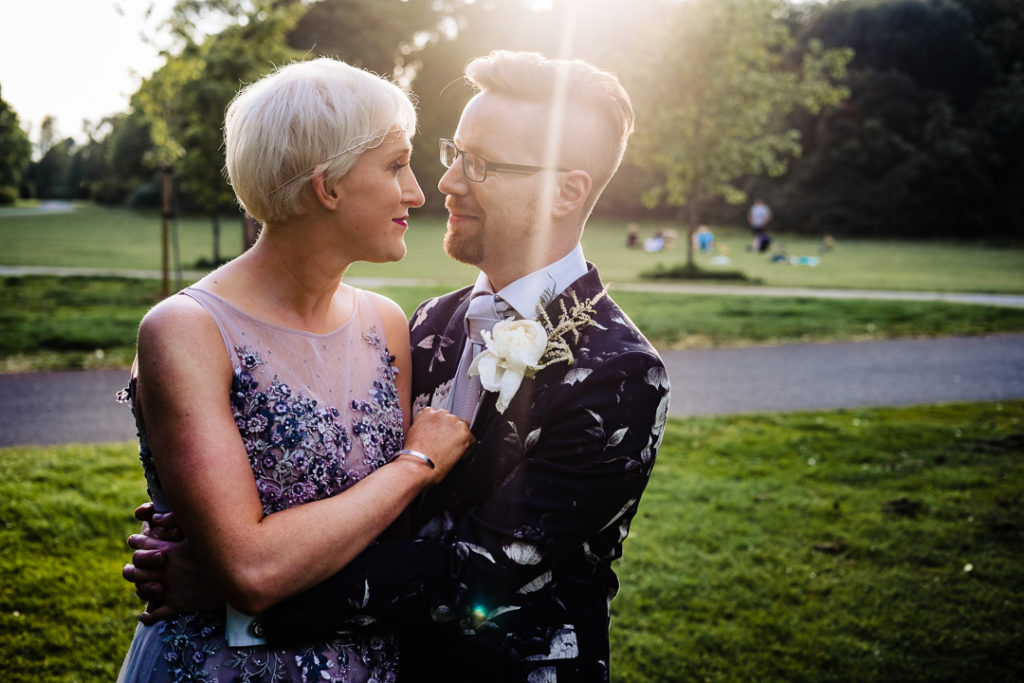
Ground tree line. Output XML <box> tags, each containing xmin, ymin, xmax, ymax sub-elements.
<box><xmin>0</xmin><ymin>0</ymin><xmax>1020</xmax><ymax>240</ymax></box>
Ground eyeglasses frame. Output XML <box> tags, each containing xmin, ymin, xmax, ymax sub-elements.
<box><xmin>439</xmin><ymin>138</ymin><xmax>570</xmax><ymax>183</ymax></box>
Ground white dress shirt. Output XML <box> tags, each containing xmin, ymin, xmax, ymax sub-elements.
<box><xmin>467</xmin><ymin>244</ymin><xmax>588</xmax><ymax>320</ymax></box>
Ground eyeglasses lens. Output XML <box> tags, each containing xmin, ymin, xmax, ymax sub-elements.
<box><xmin>440</xmin><ymin>140</ymin><xmax>456</xmax><ymax>168</ymax></box>
<box><xmin>440</xmin><ymin>139</ymin><xmax>486</xmax><ymax>182</ymax></box>
<box><xmin>464</xmin><ymin>153</ymin><xmax>486</xmax><ymax>182</ymax></box>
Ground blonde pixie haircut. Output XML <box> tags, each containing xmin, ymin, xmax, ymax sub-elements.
<box><xmin>224</xmin><ymin>58</ymin><xmax>417</xmax><ymax>224</ymax></box>
<box><xmin>464</xmin><ymin>50</ymin><xmax>634</xmax><ymax>217</ymax></box>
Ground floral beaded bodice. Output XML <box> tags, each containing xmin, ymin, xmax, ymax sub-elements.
<box><xmin>124</xmin><ymin>286</ymin><xmax>404</xmax><ymax>683</ymax></box>
<box><xmin>137</xmin><ymin>286</ymin><xmax>405</xmax><ymax>514</ymax></box>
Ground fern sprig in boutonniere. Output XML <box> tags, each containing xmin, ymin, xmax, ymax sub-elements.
<box><xmin>469</xmin><ymin>286</ymin><xmax>608</xmax><ymax>413</ymax></box>
<box><xmin>536</xmin><ymin>286</ymin><xmax>608</xmax><ymax>369</ymax></box>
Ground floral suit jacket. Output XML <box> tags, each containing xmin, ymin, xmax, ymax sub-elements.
<box><xmin>262</xmin><ymin>264</ymin><xmax>671</xmax><ymax>682</ymax></box>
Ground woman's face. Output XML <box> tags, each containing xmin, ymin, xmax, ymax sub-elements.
<box><xmin>332</xmin><ymin>130</ymin><xmax>425</xmax><ymax>264</ymax></box>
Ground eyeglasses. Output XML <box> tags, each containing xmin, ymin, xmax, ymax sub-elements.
<box><xmin>439</xmin><ymin>138</ymin><xmax>569</xmax><ymax>183</ymax></box>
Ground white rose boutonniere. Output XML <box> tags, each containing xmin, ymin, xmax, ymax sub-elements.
<box><xmin>469</xmin><ymin>319</ymin><xmax>547</xmax><ymax>414</ymax></box>
<box><xmin>469</xmin><ymin>287</ymin><xmax>608</xmax><ymax>413</ymax></box>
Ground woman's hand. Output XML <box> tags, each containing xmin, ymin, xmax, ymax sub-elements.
<box><xmin>401</xmin><ymin>407</ymin><xmax>475</xmax><ymax>484</ymax></box>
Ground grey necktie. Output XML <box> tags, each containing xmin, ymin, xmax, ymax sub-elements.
<box><xmin>449</xmin><ymin>293</ymin><xmax>510</xmax><ymax>421</ymax></box>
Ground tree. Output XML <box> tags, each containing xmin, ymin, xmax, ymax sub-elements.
<box><xmin>288</xmin><ymin>0</ymin><xmax>436</xmax><ymax>77</ymax></box>
<box><xmin>80</xmin><ymin>111</ymin><xmax>157</xmax><ymax>205</ymax></box>
<box><xmin>136</xmin><ymin>0</ymin><xmax>304</xmax><ymax>259</ymax></box>
<box><xmin>35</xmin><ymin>115</ymin><xmax>59</xmax><ymax>162</ymax></box>
<box><xmin>32</xmin><ymin>137</ymin><xmax>78</xmax><ymax>199</ymax></box>
<box><xmin>766</xmin><ymin>0</ymin><xmax>1021</xmax><ymax>237</ymax></box>
<box><xmin>0</xmin><ymin>86</ymin><xmax>31</xmax><ymax>203</ymax></box>
<box><xmin>618</xmin><ymin>0</ymin><xmax>851</xmax><ymax>266</ymax></box>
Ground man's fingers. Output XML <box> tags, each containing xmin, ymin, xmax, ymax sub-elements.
<box><xmin>134</xmin><ymin>501</ymin><xmax>156</xmax><ymax>522</ymax></box>
<box><xmin>148</xmin><ymin>525</ymin><xmax>184</xmax><ymax>542</ymax></box>
<box><xmin>139</xmin><ymin>604</ymin><xmax>177</xmax><ymax>626</ymax></box>
<box><xmin>151</xmin><ymin>510</ymin><xmax>177</xmax><ymax>526</ymax></box>
<box><xmin>129</xmin><ymin>548</ymin><xmax>167</xmax><ymax>570</ymax></box>
<box><xmin>128</xmin><ymin>533</ymin><xmax>166</xmax><ymax>552</ymax></box>
<box><xmin>134</xmin><ymin>580</ymin><xmax>165</xmax><ymax>603</ymax></box>
<box><xmin>123</xmin><ymin>562</ymin><xmax>165</xmax><ymax>584</ymax></box>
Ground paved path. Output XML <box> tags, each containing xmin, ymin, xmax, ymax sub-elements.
<box><xmin>613</xmin><ymin>282</ymin><xmax>1024</xmax><ymax>308</ymax></box>
<box><xmin>662</xmin><ymin>333</ymin><xmax>1024</xmax><ymax>416</ymax></box>
<box><xmin>0</xmin><ymin>367</ymin><xmax>139</xmax><ymax>446</ymax></box>
<box><xmin>2</xmin><ymin>333</ymin><xmax>1022</xmax><ymax>447</ymax></box>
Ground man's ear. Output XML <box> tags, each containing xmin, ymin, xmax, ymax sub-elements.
<box><xmin>311</xmin><ymin>165</ymin><xmax>340</xmax><ymax>210</ymax></box>
<box><xmin>552</xmin><ymin>170</ymin><xmax>592</xmax><ymax>218</ymax></box>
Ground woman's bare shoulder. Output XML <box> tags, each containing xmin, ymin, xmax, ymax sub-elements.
<box><xmin>137</xmin><ymin>291</ymin><xmax>224</xmax><ymax>362</ymax></box>
<box><xmin>139</xmin><ymin>291</ymin><xmax>208</xmax><ymax>331</ymax></box>
<box><xmin>357</xmin><ymin>289</ymin><xmax>407</xmax><ymax>327</ymax></box>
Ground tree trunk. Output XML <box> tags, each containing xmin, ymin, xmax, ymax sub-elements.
<box><xmin>686</xmin><ymin>204</ymin><xmax>698</xmax><ymax>269</ymax></box>
<box><xmin>242</xmin><ymin>214</ymin><xmax>261</xmax><ymax>251</ymax></box>
<box><xmin>160</xmin><ymin>168</ymin><xmax>172</xmax><ymax>299</ymax></box>
<box><xmin>211</xmin><ymin>212</ymin><xmax>221</xmax><ymax>266</ymax></box>
<box><xmin>684</xmin><ymin>177</ymin><xmax>702</xmax><ymax>270</ymax></box>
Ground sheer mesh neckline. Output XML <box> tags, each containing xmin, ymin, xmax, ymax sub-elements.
<box><xmin>184</xmin><ymin>285</ymin><xmax>361</xmax><ymax>339</ymax></box>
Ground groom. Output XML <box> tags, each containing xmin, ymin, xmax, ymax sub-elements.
<box><xmin>129</xmin><ymin>50</ymin><xmax>669</xmax><ymax>681</ymax></box>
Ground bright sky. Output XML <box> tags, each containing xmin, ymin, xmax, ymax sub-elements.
<box><xmin>0</xmin><ymin>0</ymin><xmax>176</xmax><ymax>143</ymax></box>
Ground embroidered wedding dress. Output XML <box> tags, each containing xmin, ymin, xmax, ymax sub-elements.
<box><xmin>117</xmin><ymin>286</ymin><xmax>404</xmax><ymax>683</ymax></box>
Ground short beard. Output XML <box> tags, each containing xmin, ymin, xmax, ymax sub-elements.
<box><xmin>443</xmin><ymin>224</ymin><xmax>484</xmax><ymax>266</ymax></box>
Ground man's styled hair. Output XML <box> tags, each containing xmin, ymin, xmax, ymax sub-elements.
<box><xmin>224</xmin><ymin>58</ymin><xmax>417</xmax><ymax>224</ymax></box>
<box><xmin>464</xmin><ymin>50</ymin><xmax>634</xmax><ymax>217</ymax></box>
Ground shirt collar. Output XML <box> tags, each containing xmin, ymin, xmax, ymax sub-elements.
<box><xmin>469</xmin><ymin>244</ymin><xmax>587</xmax><ymax>320</ymax></box>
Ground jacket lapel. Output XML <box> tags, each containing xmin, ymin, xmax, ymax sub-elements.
<box><xmin>411</xmin><ymin>292</ymin><xmax>471</xmax><ymax>397</ymax></box>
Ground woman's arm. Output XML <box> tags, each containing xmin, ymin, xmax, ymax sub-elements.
<box><xmin>135</xmin><ymin>295</ymin><xmax>471</xmax><ymax>615</ymax></box>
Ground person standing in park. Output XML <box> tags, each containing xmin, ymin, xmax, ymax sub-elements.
<box><xmin>748</xmin><ymin>197</ymin><xmax>773</xmax><ymax>252</ymax></box>
<box><xmin>115</xmin><ymin>58</ymin><xmax>474</xmax><ymax>682</ymax></box>
<box><xmin>125</xmin><ymin>50</ymin><xmax>670</xmax><ymax>682</ymax></box>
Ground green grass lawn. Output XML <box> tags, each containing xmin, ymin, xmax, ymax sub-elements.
<box><xmin>1</xmin><ymin>401</ymin><xmax>1021</xmax><ymax>681</ymax></box>
<box><xmin>0</xmin><ymin>202</ymin><xmax>242</xmax><ymax>274</ymax></box>
<box><xmin>581</xmin><ymin>219</ymin><xmax>1024</xmax><ymax>294</ymax></box>
<box><xmin>2</xmin><ymin>203</ymin><xmax>1023</xmax><ymax>293</ymax></box>
<box><xmin>2</xmin><ymin>203</ymin><xmax>1024</xmax><ymax>372</ymax></box>
<box><xmin>5</xmin><ymin>275</ymin><xmax>1024</xmax><ymax>372</ymax></box>
<box><xmin>611</xmin><ymin>402</ymin><xmax>1024</xmax><ymax>682</ymax></box>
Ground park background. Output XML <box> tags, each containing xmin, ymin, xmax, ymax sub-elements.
<box><xmin>1</xmin><ymin>0</ymin><xmax>1023</xmax><ymax>681</ymax></box>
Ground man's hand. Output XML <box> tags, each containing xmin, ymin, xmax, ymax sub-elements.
<box><xmin>134</xmin><ymin>501</ymin><xmax>184</xmax><ymax>542</ymax></box>
<box><xmin>123</xmin><ymin>502</ymin><xmax>222</xmax><ymax>624</ymax></box>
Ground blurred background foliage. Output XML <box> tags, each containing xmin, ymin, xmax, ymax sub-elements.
<box><xmin>1</xmin><ymin>0</ymin><xmax>1021</xmax><ymax>241</ymax></box>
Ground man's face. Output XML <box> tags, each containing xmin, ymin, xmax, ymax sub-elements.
<box><xmin>438</xmin><ymin>92</ymin><xmax>546</xmax><ymax>272</ymax></box>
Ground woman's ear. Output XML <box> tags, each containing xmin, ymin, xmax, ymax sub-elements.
<box><xmin>311</xmin><ymin>165</ymin><xmax>340</xmax><ymax>210</ymax></box>
<box><xmin>552</xmin><ymin>170</ymin><xmax>592</xmax><ymax>218</ymax></box>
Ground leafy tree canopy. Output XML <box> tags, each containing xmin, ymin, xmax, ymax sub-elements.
<box><xmin>0</xmin><ymin>86</ymin><xmax>32</xmax><ymax>199</ymax></box>
<box><xmin>619</xmin><ymin>0</ymin><xmax>851</xmax><ymax>228</ymax></box>
<box><xmin>763</xmin><ymin>0</ymin><xmax>1024</xmax><ymax>237</ymax></box>
<box><xmin>135</xmin><ymin>0</ymin><xmax>304</xmax><ymax>210</ymax></box>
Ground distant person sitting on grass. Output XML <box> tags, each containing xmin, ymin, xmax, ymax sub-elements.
<box><xmin>644</xmin><ymin>229</ymin><xmax>665</xmax><ymax>252</ymax></box>
<box><xmin>692</xmin><ymin>225</ymin><xmax>714</xmax><ymax>253</ymax></box>
<box><xmin>626</xmin><ymin>222</ymin><xmax>640</xmax><ymax>248</ymax></box>
<box><xmin>662</xmin><ymin>227</ymin><xmax>678</xmax><ymax>249</ymax></box>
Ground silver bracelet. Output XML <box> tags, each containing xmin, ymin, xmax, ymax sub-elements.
<box><xmin>396</xmin><ymin>448</ymin><xmax>435</xmax><ymax>470</ymax></box>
